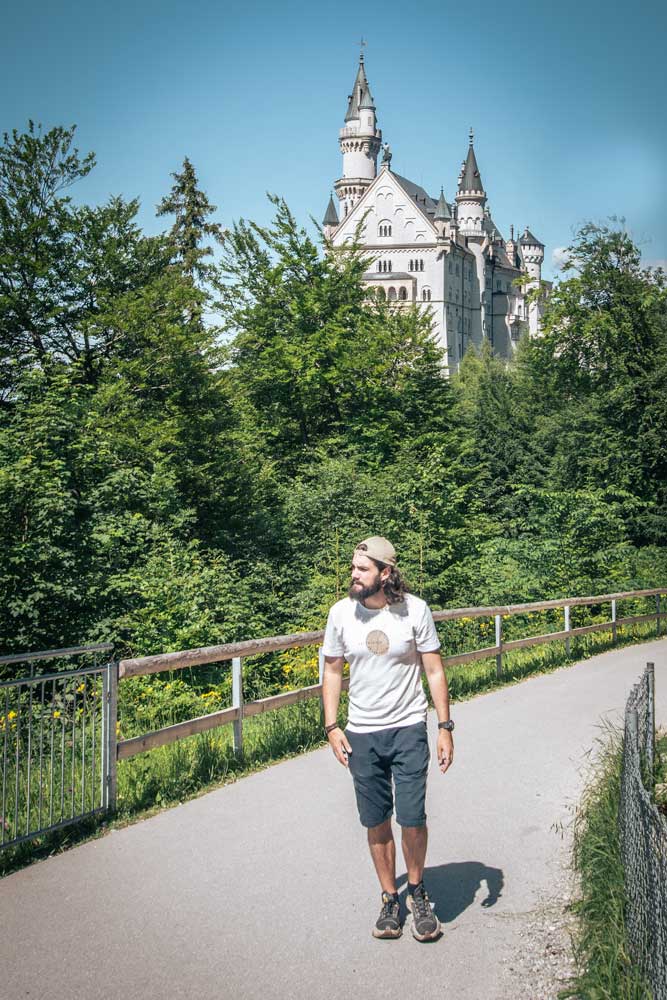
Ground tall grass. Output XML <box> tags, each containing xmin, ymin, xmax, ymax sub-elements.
<box><xmin>560</xmin><ymin>725</ymin><xmax>657</xmax><ymax>1000</ymax></box>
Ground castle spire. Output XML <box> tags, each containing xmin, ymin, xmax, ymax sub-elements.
<box><xmin>322</xmin><ymin>193</ymin><xmax>339</xmax><ymax>228</ymax></box>
<box><xmin>434</xmin><ymin>187</ymin><xmax>451</xmax><ymax>221</ymax></box>
<box><xmin>458</xmin><ymin>133</ymin><xmax>485</xmax><ymax>195</ymax></box>
<box><xmin>335</xmin><ymin>51</ymin><xmax>382</xmax><ymax>218</ymax></box>
<box><xmin>455</xmin><ymin>130</ymin><xmax>487</xmax><ymax>239</ymax></box>
<box><xmin>344</xmin><ymin>54</ymin><xmax>372</xmax><ymax>122</ymax></box>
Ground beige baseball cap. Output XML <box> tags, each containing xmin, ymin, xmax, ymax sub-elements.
<box><xmin>354</xmin><ymin>536</ymin><xmax>397</xmax><ymax>567</ymax></box>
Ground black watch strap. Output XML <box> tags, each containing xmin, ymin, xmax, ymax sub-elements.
<box><xmin>324</xmin><ymin>723</ymin><xmax>341</xmax><ymax>735</ymax></box>
<box><xmin>438</xmin><ymin>720</ymin><xmax>455</xmax><ymax>732</ymax></box>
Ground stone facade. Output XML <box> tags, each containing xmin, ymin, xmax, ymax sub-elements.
<box><xmin>323</xmin><ymin>55</ymin><xmax>547</xmax><ymax>370</ymax></box>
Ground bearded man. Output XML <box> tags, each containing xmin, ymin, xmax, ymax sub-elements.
<box><xmin>321</xmin><ymin>536</ymin><xmax>454</xmax><ymax>941</ymax></box>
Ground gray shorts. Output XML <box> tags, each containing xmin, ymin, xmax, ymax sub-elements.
<box><xmin>345</xmin><ymin>722</ymin><xmax>430</xmax><ymax>829</ymax></box>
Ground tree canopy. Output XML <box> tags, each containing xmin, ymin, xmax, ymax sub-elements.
<box><xmin>1</xmin><ymin>124</ymin><xmax>666</xmax><ymax>662</ymax></box>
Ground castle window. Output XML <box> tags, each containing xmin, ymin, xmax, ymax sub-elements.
<box><xmin>378</xmin><ymin>221</ymin><xmax>392</xmax><ymax>238</ymax></box>
<box><xmin>419</xmin><ymin>260</ymin><xmax>424</xmax><ymax>272</ymax></box>
<box><xmin>388</xmin><ymin>287</ymin><xmax>397</xmax><ymax>301</ymax></box>
<box><xmin>398</xmin><ymin>287</ymin><xmax>408</xmax><ymax>301</ymax></box>
<box><xmin>408</xmin><ymin>260</ymin><xmax>413</xmax><ymax>272</ymax></box>
<box><xmin>375</xmin><ymin>286</ymin><xmax>386</xmax><ymax>300</ymax></box>
<box><xmin>421</xmin><ymin>288</ymin><xmax>431</xmax><ymax>302</ymax></box>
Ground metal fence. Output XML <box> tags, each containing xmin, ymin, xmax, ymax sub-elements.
<box><xmin>0</xmin><ymin>645</ymin><xmax>115</xmax><ymax>851</ymax></box>
<box><xmin>1</xmin><ymin>588</ymin><xmax>664</xmax><ymax>853</ymax></box>
<box><xmin>619</xmin><ymin>662</ymin><xmax>667</xmax><ymax>1000</ymax></box>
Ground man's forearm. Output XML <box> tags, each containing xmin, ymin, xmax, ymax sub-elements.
<box><xmin>422</xmin><ymin>652</ymin><xmax>451</xmax><ymax>721</ymax></box>
<box><xmin>322</xmin><ymin>660</ymin><xmax>344</xmax><ymax>727</ymax></box>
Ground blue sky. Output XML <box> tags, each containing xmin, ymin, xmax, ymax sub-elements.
<box><xmin>3</xmin><ymin>0</ymin><xmax>666</xmax><ymax>280</ymax></box>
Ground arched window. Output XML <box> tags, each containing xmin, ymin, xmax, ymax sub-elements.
<box><xmin>420</xmin><ymin>260</ymin><xmax>424</xmax><ymax>272</ymax></box>
<box><xmin>398</xmin><ymin>287</ymin><xmax>407</xmax><ymax>301</ymax></box>
<box><xmin>408</xmin><ymin>260</ymin><xmax>413</xmax><ymax>272</ymax></box>
<box><xmin>376</xmin><ymin>286</ymin><xmax>386</xmax><ymax>300</ymax></box>
<box><xmin>421</xmin><ymin>288</ymin><xmax>432</xmax><ymax>302</ymax></box>
<box><xmin>378</xmin><ymin>221</ymin><xmax>392</xmax><ymax>238</ymax></box>
<box><xmin>388</xmin><ymin>287</ymin><xmax>397</xmax><ymax>301</ymax></box>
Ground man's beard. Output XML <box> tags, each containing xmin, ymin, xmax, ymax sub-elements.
<box><xmin>349</xmin><ymin>576</ymin><xmax>383</xmax><ymax>602</ymax></box>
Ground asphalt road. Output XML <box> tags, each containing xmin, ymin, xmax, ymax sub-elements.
<box><xmin>2</xmin><ymin>639</ymin><xmax>666</xmax><ymax>1000</ymax></box>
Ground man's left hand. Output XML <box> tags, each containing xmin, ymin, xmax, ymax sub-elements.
<box><xmin>437</xmin><ymin>729</ymin><xmax>454</xmax><ymax>773</ymax></box>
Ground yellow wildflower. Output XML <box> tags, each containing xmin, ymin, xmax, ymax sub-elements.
<box><xmin>76</xmin><ymin>683</ymin><xmax>85</xmax><ymax>693</ymax></box>
<box><xmin>53</xmin><ymin>710</ymin><xmax>61</xmax><ymax>719</ymax></box>
<box><xmin>8</xmin><ymin>710</ymin><xmax>17</xmax><ymax>720</ymax></box>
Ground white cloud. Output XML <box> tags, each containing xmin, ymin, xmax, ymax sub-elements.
<box><xmin>551</xmin><ymin>247</ymin><xmax>570</xmax><ymax>271</ymax></box>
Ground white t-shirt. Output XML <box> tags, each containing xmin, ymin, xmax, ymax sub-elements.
<box><xmin>322</xmin><ymin>592</ymin><xmax>441</xmax><ymax>733</ymax></box>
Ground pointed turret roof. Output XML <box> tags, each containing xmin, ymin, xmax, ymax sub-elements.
<box><xmin>359</xmin><ymin>78</ymin><xmax>375</xmax><ymax>110</ymax></box>
<box><xmin>520</xmin><ymin>227</ymin><xmax>544</xmax><ymax>247</ymax></box>
<box><xmin>322</xmin><ymin>194</ymin><xmax>339</xmax><ymax>228</ymax></box>
<box><xmin>345</xmin><ymin>55</ymin><xmax>373</xmax><ymax>122</ymax></box>
<box><xmin>457</xmin><ymin>129</ymin><xmax>485</xmax><ymax>195</ymax></box>
<box><xmin>434</xmin><ymin>187</ymin><xmax>451</xmax><ymax>221</ymax></box>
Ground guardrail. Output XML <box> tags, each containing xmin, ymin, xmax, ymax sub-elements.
<box><xmin>116</xmin><ymin>588</ymin><xmax>666</xmax><ymax>764</ymax></box>
<box><xmin>0</xmin><ymin>645</ymin><xmax>115</xmax><ymax>850</ymax></box>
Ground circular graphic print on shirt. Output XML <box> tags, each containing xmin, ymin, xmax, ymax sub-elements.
<box><xmin>366</xmin><ymin>629</ymin><xmax>390</xmax><ymax>655</ymax></box>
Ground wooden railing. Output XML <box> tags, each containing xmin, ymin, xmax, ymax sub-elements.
<box><xmin>115</xmin><ymin>588</ymin><xmax>666</xmax><ymax>764</ymax></box>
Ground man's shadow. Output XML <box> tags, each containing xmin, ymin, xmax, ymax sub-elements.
<box><xmin>396</xmin><ymin>862</ymin><xmax>504</xmax><ymax>923</ymax></box>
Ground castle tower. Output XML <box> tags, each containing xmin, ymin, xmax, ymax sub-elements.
<box><xmin>455</xmin><ymin>129</ymin><xmax>487</xmax><ymax>239</ymax></box>
<box><xmin>519</xmin><ymin>227</ymin><xmax>545</xmax><ymax>336</ymax></box>
<box><xmin>334</xmin><ymin>53</ymin><xmax>382</xmax><ymax>219</ymax></box>
<box><xmin>434</xmin><ymin>187</ymin><xmax>451</xmax><ymax>240</ymax></box>
<box><xmin>322</xmin><ymin>193</ymin><xmax>339</xmax><ymax>239</ymax></box>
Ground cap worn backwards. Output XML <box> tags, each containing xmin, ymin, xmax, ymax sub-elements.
<box><xmin>355</xmin><ymin>536</ymin><xmax>397</xmax><ymax>567</ymax></box>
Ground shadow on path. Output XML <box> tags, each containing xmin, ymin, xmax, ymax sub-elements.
<box><xmin>397</xmin><ymin>861</ymin><xmax>504</xmax><ymax>923</ymax></box>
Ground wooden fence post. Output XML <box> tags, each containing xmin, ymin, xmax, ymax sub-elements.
<box><xmin>495</xmin><ymin>614</ymin><xmax>502</xmax><ymax>679</ymax></box>
<box><xmin>564</xmin><ymin>605</ymin><xmax>571</xmax><ymax>657</ymax></box>
<box><xmin>611</xmin><ymin>599</ymin><xmax>617</xmax><ymax>644</ymax></box>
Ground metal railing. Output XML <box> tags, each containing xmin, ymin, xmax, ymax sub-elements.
<box><xmin>0</xmin><ymin>645</ymin><xmax>115</xmax><ymax>851</ymax></box>
<box><xmin>2</xmin><ymin>588</ymin><xmax>664</xmax><ymax>852</ymax></box>
<box><xmin>619</xmin><ymin>663</ymin><xmax>667</xmax><ymax>999</ymax></box>
<box><xmin>116</xmin><ymin>587</ymin><xmax>666</xmax><ymax>761</ymax></box>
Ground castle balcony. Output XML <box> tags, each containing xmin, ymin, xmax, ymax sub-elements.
<box><xmin>339</xmin><ymin>126</ymin><xmax>382</xmax><ymax>140</ymax></box>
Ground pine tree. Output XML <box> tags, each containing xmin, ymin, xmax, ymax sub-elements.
<box><xmin>156</xmin><ymin>157</ymin><xmax>224</xmax><ymax>283</ymax></box>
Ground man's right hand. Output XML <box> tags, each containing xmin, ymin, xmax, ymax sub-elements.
<box><xmin>327</xmin><ymin>727</ymin><xmax>353</xmax><ymax>767</ymax></box>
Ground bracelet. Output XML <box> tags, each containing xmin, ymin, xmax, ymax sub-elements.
<box><xmin>324</xmin><ymin>723</ymin><xmax>341</xmax><ymax>734</ymax></box>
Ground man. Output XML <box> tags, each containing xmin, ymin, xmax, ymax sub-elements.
<box><xmin>322</xmin><ymin>536</ymin><xmax>454</xmax><ymax>941</ymax></box>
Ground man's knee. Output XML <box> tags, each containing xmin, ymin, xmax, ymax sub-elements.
<box><xmin>367</xmin><ymin>817</ymin><xmax>394</xmax><ymax>844</ymax></box>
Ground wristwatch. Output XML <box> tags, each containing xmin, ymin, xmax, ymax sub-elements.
<box><xmin>438</xmin><ymin>720</ymin><xmax>455</xmax><ymax>732</ymax></box>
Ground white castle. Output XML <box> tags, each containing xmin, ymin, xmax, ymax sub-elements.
<box><xmin>322</xmin><ymin>53</ymin><xmax>546</xmax><ymax>369</ymax></box>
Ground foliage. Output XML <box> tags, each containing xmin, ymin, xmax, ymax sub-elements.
<box><xmin>0</xmin><ymin>124</ymin><xmax>666</xmax><ymax>763</ymax></box>
<box><xmin>156</xmin><ymin>156</ymin><xmax>225</xmax><ymax>284</ymax></box>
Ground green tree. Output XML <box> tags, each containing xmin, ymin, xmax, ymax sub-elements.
<box><xmin>220</xmin><ymin>196</ymin><xmax>446</xmax><ymax>469</ymax></box>
<box><xmin>156</xmin><ymin>157</ymin><xmax>224</xmax><ymax>283</ymax></box>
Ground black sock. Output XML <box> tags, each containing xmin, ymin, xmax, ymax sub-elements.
<box><xmin>408</xmin><ymin>881</ymin><xmax>422</xmax><ymax>895</ymax></box>
<box><xmin>384</xmin><ymin>890</ymin><xmax>399</xmax><ymax>901</ymax></box>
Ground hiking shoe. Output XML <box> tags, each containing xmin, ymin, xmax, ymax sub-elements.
<box><xmin>406</xmin><ymin>883</ymin><xmax>441</xmax><ymax>941</ymax></box>
<box><xmin>372</xmin><ymin>892</ymin><xmax>402</xmax><ymax>939</ymax></box>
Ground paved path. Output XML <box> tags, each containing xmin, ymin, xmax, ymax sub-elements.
<box><xmin>3</xmin><ymin>639</ymin><xmax>667</xmax><ymax>1000</ymax></box>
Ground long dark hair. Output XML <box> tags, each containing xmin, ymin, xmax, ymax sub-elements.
<box><xmin>356</xmin><ymin>543</ymin><xmax>409</xmax><ymax>605</ymax></box>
